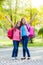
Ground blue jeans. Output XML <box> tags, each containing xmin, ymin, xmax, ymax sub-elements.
<box><xmin>22</xmin><ymin>36</ymin><xmax>30</xmax><ymax>57</ymax></box>
<box><xmin>12</xmin><ymin>40</ymin><xmax>19</xmax><ymax>57</ymax></box>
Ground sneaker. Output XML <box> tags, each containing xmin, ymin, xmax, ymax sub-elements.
<box><xmin>21</xmin><ymin>57</ymin><xmax>26</xmax><ymax>60</ymax></box>
<box><xmin>15</xmin><ymin>57</ymin><xmax>18</xmax><ymax>60</ymax></box>
<box><xmin>27</xmin><ymin>57</ymin><xmax>30</xmax><ymax>60</ymax></box>
<box><xmin>12</xmin><ymin>57</ymin><xmax>18</xmax><ymax>60</ymax></box>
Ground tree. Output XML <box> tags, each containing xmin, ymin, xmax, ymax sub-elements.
<box><xmin>38</xmin><ymin>28</ymin><xmax>43</xmax><ymax>39</ymax></box>
<box><xmin>0</xmin><ymin>0</ymin><xmax>5</xmax><ymax>5</ymax></box>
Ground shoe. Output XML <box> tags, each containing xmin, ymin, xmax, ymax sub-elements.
<box><xmin>21</xmin><ymin>57</ymin><xmax>26</xmax><ymax>60</ymax></box>
<box><xmin>27</xmin><ymin>57</ymin><xmax>30</xmax><ymax>60</ymax></box>
<box><xmin>12</xmin><ymin>57</ymin><xmax>18</xmax><ymax>60</ymax></box>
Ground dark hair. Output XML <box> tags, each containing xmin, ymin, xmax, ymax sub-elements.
<box><xmin>15</xmin><ymin>21</ymin><xmax>21</xmax><ymax>29</ymax></box>
<box><xmin>11</xmin><ymin>24</ymin><xmax>13</xmax><ymax>28</ymax></box>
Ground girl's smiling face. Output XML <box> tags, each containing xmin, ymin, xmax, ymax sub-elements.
<box><xmin>21</xmin><ymin>18</ymin><xmax>26</xmax><ymax>25</ymax></box>
<box><xmin>17</xmin><ymin>21</ymin><xmax>20</xmax><ymax>27</ymax></box>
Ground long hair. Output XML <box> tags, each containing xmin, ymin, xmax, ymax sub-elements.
<box><xmin>20</xmin><ymin>18</ymin><xmax>25</xmax><ymax>27</ymax></box>
<box><xmin>15</xmin><ymin>21</ymin><xmax>21</xmax><ymax>29</ymax></box>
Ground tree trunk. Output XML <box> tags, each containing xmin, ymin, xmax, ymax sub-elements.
<box><xmin>30</xmin><ymin>38</ymin><xmax>33</xmax><ymax>43</ymax></box>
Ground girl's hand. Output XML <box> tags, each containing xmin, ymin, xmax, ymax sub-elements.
<box><xmin>5</xmin><ymin>16</ymin><xmax>14</xmax><ymax>27</ymax></box>
<box><xmin>29</xmin><ymin>13</ymin><xmax>37</xmax><ymax>25</ymax></box>
<box><xmin>5</xmin><ymin>16</ymin><xmax>12</xmax><ymax>23</ymax></box>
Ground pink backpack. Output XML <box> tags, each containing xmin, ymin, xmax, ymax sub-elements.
<box><xmin>26</xmin><ymin>24</ymin><xmax>35</xmax><ymax>38</ymax></box>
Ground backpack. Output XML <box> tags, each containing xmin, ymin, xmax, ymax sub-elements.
<box><xmin>7</xmin><ymin>28</ymin><xmax>14</xmax><ymax>39</ymax></box>
<box><xmin>26</xmin><ymin>24</ymin><xmax>35</xmax><ymax>38</ymax></box>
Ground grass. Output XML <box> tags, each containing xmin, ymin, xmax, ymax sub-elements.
<box><xmin>0</xmin><ymin>41</ymin><xmax>43</xmax><ymax>48</ymax></box>
<box><xmin>0</xmin><ymin>38</ymin><xmax>43</xmax><ymax>48</ymax></box>
<box><xmin>28</xmin><ymin>42</ymin><xmax>43</xmax><ymax>47</ymax></box>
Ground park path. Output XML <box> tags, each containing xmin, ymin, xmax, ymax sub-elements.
<box><xmin>0</xmin><ymin>47</ymin><xmax>43</xmax><ymax>65</ymax></box>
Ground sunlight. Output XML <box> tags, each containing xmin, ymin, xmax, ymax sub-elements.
<box><xmin>32</xmin><ymin>0</ymin><xmax>43</xmax><ymax>8</ymax></box>
<box><xmin>10</xmin><ymin>0</ymin><xmax>43</xmax><ymax>9</ymax></box>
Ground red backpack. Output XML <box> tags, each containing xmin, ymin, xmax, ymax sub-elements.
<box><xmin>7</xmin><ymin>28</ymin><xmax>13</xmax><ymax>39</ymax></box>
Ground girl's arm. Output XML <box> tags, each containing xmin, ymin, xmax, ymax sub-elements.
<box><xmin>29</xmin><ymin>13</ymin><xmax>37</xmax><ymax>25</ymax></box>
<box><xmin>5</xmin><ymin>16</ymin><xmax>14</xmax><ymax>27</ymax></box>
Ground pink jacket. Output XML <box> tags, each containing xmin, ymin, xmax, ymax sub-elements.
<box><xmin>13</xmin><ymin>28</ymin><xmax>20</xmax><ymax>41</ymax></box>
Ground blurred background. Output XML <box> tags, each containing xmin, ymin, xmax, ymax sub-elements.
<box><xmin>0</xmin><ymin>0</ymin><xmax>43</xmax><ymax>48</ymax></box>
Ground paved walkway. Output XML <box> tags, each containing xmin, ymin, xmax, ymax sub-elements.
<box><xmin>0</xmin><ymin>47</ymin><xmax>43</xmax><ymax>65</ymax></box>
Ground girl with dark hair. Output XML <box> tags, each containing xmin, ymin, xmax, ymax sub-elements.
<box><xmin>5</xmin><ymin>16</ymin><xmax>21</xmax><ymax>60</ymax></box>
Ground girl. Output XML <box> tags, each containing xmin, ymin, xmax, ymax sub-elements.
<box><xmin>12</xmin><ymin>21</ymin><xmax>21</xmax><ymax>59</ymax></box>
<box><xmin>20</xmin><ymin>18</ymin><xmax>30</xmax><ymax>60</ymax></box>
<box><xmin>5</xmin><ymin>16</ymin><xmax>21</xmax><ymax>59</ymax></box>
<box><xmin>20</xmin><ymin>14</ymin><xmax>37</xmax><ymax>60</ymax></box>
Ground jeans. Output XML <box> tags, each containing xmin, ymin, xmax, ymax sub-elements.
<box><xmin>12</xmin><ymin>40</ymin><xmax>19</xmax><ymax>57</ymax></box>
<box><xmin>22</xmin><ymin>36</ymin><xmax>30</xmax><ymax>57</ymax></box>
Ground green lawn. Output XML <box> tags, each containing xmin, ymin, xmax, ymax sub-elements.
<box><xmin>0</xmin><ymin>42</ymin><xmax>43</xmax><ymax>48</ymax></box>
<box><xmin>28</xmin><ymin>42</ymin><xmax>43</xmax><ymax>47</ymax></box>
<box><xmin>0</xmin><ymin>39</ymin><xmax>43</xmax><ymax>48</ymax></box>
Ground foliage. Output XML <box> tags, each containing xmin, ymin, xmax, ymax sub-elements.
<box><xmin>0</xmin><ymin>0</ymin><xmax>43</xmax><ymax>34</ymax></box>
<box><xmin>38</xmin><ymin>28</ymin><xmax>43</xmax><ymax>38</ymax></box>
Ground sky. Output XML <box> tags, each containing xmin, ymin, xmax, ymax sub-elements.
<box><xmin>3</xmin><ymin>0</ymin><xmax>43</xmax><ymax>9</ymax></box>
<box><xmin>32</xmin><ymin>0</ymin><xmax>43</xmax><ymax>8</ymax></box>
<box><xmin>15</xmin><ymin>0</ymin><xmax>43</xmax><ymax>8</ymax></box>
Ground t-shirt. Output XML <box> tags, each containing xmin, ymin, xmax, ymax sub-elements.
<box><xmin>20</xmin><ymin>25</ymin><xmax>30</xmax><ymax>37</ymax></box>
